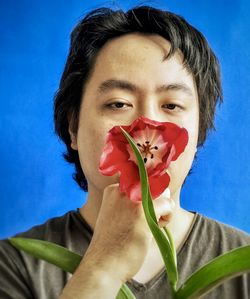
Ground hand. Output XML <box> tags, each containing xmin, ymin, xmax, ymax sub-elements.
<box><xmin>60</xmin><ymin>185</ymin><xmax>175</xmax><ymax>298</ymax></box>
<box><xmin>83</xmin><ymin>184</ymin><xmax>175</xmax><ymax>282</ymax></box>
<box><xmin>83</xmin><ymin>183</ymin><xmax>151</xmax><ymax>282</ymax></box>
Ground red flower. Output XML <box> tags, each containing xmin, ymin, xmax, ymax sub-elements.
<box><xmin>99</xmin><ymin>117</ymin><xmax>188</xmax><ymax>202</ymax></box>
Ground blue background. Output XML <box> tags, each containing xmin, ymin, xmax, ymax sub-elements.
<box><xmin>0</xmin><ymin>0</ymin><xmax>249</xmax><ymax>238</ymax></box>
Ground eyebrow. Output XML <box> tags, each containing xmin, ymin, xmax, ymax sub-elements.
<box><xmin>97</xmin><ymin>79</ymin><xmax>193</xmax><ymax>96</ymax></box>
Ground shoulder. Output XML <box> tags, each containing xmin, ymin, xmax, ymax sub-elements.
<box><xmin>177</xmin><ymin>214</ymin><xmax>250</xmax><ymax>298</ymax></box>
<box><xmin>178</xmin><ymin>213</ymin><xmax>250</xmax><ymax>272</ymax></box>
<box><xmin>195</xmin><ymin>213</ymin><xmax>250</xmax><ymax>250</ymax></box>
<box><xmin>0</xmin><ymin>209</ymin><xmax>92</xmax><ymax>267</ymax></box>
<box><xmin>4</xmin><ymin>210</ymin><xmax>92</xmax><ymax>246</ymax></box>
<box><xmin>0</xmin><ymin>210</ymin><xmax>93</xmax><ymax>298</ymax></box>
<box><xmin>22</xmin><ymin>210</ymin><xmax>74</xmax><ymax>236</ymax></box>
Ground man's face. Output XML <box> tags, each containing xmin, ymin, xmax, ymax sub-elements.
<box><xmin>70</xmin><ymin>33</ymin><xmax>199</xmax><ymax>202</ymax></box>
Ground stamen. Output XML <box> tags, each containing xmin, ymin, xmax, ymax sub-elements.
<box><xmin>150</xmin><ymin>145</ymin><xmax>158</xmax><ymax>150</ymax></box>
<box><xmin>136</xmin><ymin>139</ymin><xmax>159</xmax><ymax>164</ymax></box>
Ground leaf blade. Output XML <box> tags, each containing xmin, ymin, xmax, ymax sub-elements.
<box><xmin>175</xmin><ymin>245</ymin><xmax>250</xmax><ymax>299</ymax></box>
<box><xmin>116</xmin><ymin>284</ymin><xmax>136</xmax><ymax>299</ymax></box>
<box><xmin>9</xmin><ymin>237</ymin><xmax>82</xmax><ymax>274</ymax></box>
<box><xmin>10</xmin><ymin>237</ymin><xmax>135</xmax><ymax>299</ymax></box>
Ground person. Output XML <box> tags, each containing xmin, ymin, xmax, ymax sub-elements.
<box><xmin>0</xmin><ymin>5</ymin><xmax>249</xmax><ymax>299</ymax></box>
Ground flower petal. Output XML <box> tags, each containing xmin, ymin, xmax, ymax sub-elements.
<box><xmin>99</xmin><ymin>116</ymin><xmax>188</xmax><ymax>201</ymax></box>
<box><xmin>148</xmin><ymin>172</ymin><xmax>170</xmax><ymax>199</ymax></box>
<box><xmin>119</xmin><ymin>161</ymin><xmax>141</xmax><ymax>201</ymax></box>
<box><xmin>99</xmin><ymin>141</ymin><xmax>129</xmax><ymax>175</ymax></box>
<box><xmin>161</xmin><ymin>124</ymin><xmax>188</xmax><ymax>160</ymax></box>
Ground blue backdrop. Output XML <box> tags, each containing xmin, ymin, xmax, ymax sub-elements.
<box><xmin>0</xmin><ymin>0</ymin><xmax>249</xmax><ymax>239</ymax></box>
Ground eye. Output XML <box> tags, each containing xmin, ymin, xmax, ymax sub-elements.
<box><xmin>166</xmin><ymin>104</ymin><xmax>176</xmax><ymax>110</ymax></box>
<box><xmin>105</xmin><ymin>102</ymin><xmax>131</xmax><ymax>110</ymax></box>
<box><xmin>162</xmin><ymin>103</ymin><xmax>182</xmax><ymax>111</ymax></box>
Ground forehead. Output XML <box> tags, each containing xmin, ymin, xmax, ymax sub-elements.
<box><xmin>99</xmin><ymin>33</ymin><xmax>172</xmax><ymax>62</ymax></box>
<box><xmin>86</xmin><ymin>33</ymin><xmax>196</xmax><ymax>95</ymax></box>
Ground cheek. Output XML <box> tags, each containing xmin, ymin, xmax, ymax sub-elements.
<box><xmin>76</xmin><ymin>124</ymin><xmax>121</xmax><ymax>190</ymax></box>
<box><xmin>169</xmin><ymin>143</ymin><xmax>195</xmax><ymax>176</ymax></box>
<box><xmin>76</xmin><ymin>126</ymin><xmax>104</xmax><ymax>170</ymax></box>
<box><xmin>76</xmin><ymin>116</ymin><xmax>117</xmax><ymax>176</ymax></box>
<box><xmin>179</xmin><ymin>122</ymin><xmax>199</xmax><ymax>172</ymax></box>
<box><xmin>167</xmin><ymin>126</ymin><xmax>198</xmax><ymax>191</ymax></box>
<box><xmin>167</xmin><ymin>147</ymin><xmax>195</xmax><ymax>197</ymax></box>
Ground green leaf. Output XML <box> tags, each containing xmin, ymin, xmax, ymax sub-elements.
<box><xmin>9</xmin><ymin>237</ymin><xmax>82</xmax><ymax>274</ymax></box>
<box><xmin>175</xmin><ymin>245</ymin><xmax>250</xmax><ymax>299</ymax></box>
<box><xmin>120</xmin><ymin>128</ymin><xmax>178</xmax><ymax>291</ymax></box>
<box><xmin>10</xmin><ymin>237</ymin><xmax>135</xmax><ymax>299</ymax></box>
<box><xmin>116</xmin><ymin>284</ymin><xmax>136</xmax><ymax>299</ymax></box>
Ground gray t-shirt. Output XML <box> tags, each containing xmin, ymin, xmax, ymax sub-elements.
<box><xmin>0</xmin><ymin>210</ymin><xmax>249</xmax><ymax>298</ymax></box>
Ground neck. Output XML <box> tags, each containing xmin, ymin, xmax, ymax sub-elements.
<box><xmin>79</xmin><ymin>188</ymin><xmax>102</xmax><ymax>231</ymax></box>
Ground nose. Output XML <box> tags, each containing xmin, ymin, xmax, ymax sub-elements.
<box><xmin>136</xmin><ymin>97</ymin><xmax>167</xmax><ymax>122</ymax></box>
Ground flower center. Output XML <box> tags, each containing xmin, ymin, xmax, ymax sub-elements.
<box><xmin>137</xmin><ymin>141</ymin><xmax>158</xmax><ymax>164</ymax></box>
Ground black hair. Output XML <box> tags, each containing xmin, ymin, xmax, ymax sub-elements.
<box><xmin>54</xmin><ymin>5</ymin><xmax>223</xmax><ymax>191</ymax></box>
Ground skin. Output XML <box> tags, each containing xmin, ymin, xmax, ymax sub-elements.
<box><xmin>61</xmin><ymin>33</ymin><xmax>199</xmax><ymax>298</ymax></box>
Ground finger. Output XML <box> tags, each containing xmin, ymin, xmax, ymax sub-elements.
<box><xmin>153</xmin><ymin>188</ymin><xmax>175</xmax><ymax>223</ymax></box>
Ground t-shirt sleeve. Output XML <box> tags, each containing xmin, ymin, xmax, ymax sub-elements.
<box><xmin>0</xmin><ymin>240</ymin><xmax>33</xmax><ymax>299</ymax></box>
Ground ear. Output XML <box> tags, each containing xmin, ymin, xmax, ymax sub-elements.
<box><xmin>69</xmin><ymin>127</ymin><xmax>78</xmax><ymax>150</ymax></box>
<box><xmin>68</xmin><ymin>114</ymin><xmax>78</xmax><ymax>151</ymax></box>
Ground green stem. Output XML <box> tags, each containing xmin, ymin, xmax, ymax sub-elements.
<box><xmin>163</xmin><ymin>227</ymin><xmax>177</xmax><ymax>266</ymax></box>
<box><xmin>121</xmin><ymin>128</ymin><xmax>178</xmax><ymax>294</ymax></box>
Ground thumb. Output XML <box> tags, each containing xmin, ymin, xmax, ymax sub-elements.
<box><xmin>153</xmin><ymin>188</ymin><xmax>175</xmax><ymax>226</ymax></box>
